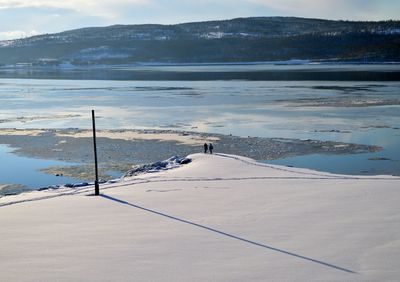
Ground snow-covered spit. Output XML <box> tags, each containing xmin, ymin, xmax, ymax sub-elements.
<box><xmin>0</xmin><ymin>153</ymin><xmax>399</xmax><ymax>281</ymax></box>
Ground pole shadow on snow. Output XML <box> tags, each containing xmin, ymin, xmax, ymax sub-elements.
<box><xmin>100</xmin><ymin>194</ymin><xmax>357</xmax><ymax>274</ymax></box>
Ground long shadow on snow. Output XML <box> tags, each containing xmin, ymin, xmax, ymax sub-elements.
<box><xmin>100</xmin><ymin>194</ymin><xmax>356</xmax><ymax>274</ymax></box>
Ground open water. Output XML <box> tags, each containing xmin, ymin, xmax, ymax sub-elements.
<box><xmin>0</xmin><ymin>64</ymin><xmax>399</xmax><ymax>192</ymax></box>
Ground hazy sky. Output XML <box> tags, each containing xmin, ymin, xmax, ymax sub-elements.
<box><xmin>0</xmin><ymin>0</ymin><xmax>398</xmax><ymax>40</ymax></box>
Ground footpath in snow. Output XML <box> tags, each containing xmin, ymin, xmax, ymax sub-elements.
<box><xmin>0</xmin><ymin>153</ymin><xmax>399</xmax><ymax>281</ymax></box>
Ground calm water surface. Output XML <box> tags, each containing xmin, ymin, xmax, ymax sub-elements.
<box><xmin>0</xmin><ymin>145</ymin><xmax>86</xmax><ymax>194</ymax></box>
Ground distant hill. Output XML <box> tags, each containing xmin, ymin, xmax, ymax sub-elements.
<box><xmin>0</xmin><ymin>17</ymin><xmax>399</xmax><ymax>65</ymax></box>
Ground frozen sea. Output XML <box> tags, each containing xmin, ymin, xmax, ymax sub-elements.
<box><xmin>0</xmin><ymin>64</ymin><xmax>399</xmax><ymax>191</ymax></box>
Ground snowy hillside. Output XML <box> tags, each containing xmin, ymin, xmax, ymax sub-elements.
<box><xmin>0</xmin><ymin>17</ymin><xmax>399</xmax><ymax>65</ymax></box>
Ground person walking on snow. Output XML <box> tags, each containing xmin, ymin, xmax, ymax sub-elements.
<box><xmin>209</xmin><ymin>143</ymin><xmax>214</xmax><ymax>154</ymax></box>
<box><xmin>204</xmin><ymin>143</ymin><xmax>208</xmax><ymax>154</ymax></box>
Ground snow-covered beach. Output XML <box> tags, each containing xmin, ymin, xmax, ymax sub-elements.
<box><xmin>1</xmin><ymin>153</ymin><xmax>399</xmax><ymax>281</ymax></box>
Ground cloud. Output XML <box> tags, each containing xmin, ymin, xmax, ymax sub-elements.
<box><xmin>0</xmin><ymin>0</ymin><xmax>150</xmax><ymax>9</ymax></box>
<box><xmin>245</xmin><ymin>0</ymin><xmax>399</xmax><ymax>20</ymax></box>
<box><xmin>0</xmin><ymin>29</ymin><xmax>39</xmax><ymax>40</ymax></box>
<box><xmin>0</xmin><ymin>0</ymin><xmax>152</xmax><ymax>18</ymax></box>
<box><xmin>0</xmin><ymin>0</ymin><xmax>398</xmax><ymax>21</ymax></box>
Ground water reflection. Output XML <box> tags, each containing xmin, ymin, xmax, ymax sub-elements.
<box><xmin>265</xmin><ymin>151</ymin><xmax>400</xmax><ymax>176</ymax></box>
<box><xmin>0</xmin><ymin>145</ymin><xmax>85</xmax><ymax>194</ymax></box>
<box><xmin>0</xmin><ymin>73</ymin><xmax>399</xmax><ymax>177</ymax></box>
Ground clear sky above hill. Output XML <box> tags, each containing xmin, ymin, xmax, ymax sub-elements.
<box><xmin>0</xmin><ymin>0</ymin><xmax>398</xmax><ymax>40</ymax></box>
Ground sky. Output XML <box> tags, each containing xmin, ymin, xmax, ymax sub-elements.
<box><xmin>0</xmin><ymin>0</ymin><xmax>399</xmax><ymax>40</ymax></box>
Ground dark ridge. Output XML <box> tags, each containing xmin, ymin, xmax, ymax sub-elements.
<box><xmin>0</xmin><ymin>17</ymin><xmax>399</xmax><ymax>65</ymax></box>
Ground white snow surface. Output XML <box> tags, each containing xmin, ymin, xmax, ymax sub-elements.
<box><xmin>0</xmin><ymin>153</ymin><xmax>399</xmax><ymax>281</ymax></box>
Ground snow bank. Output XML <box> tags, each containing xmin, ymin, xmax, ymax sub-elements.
<box><xmin>123</xmin><ymin>156</ymin><xmax>191</xmax><ymax>178</ymax></box>
<box><xmin>0</xmin><ymin>153</ymin><xmax>399</xmax><ymax>281</ymax></box>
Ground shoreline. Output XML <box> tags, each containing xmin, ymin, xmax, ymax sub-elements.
<box><xmin>0</xmin><ymin>127</ymin><xmax>383</xmax><ymax>195</ymax></box>
<box><xmin>1</xmin><ymin>64</ymin><xmax>400</xmax><ymax>81</ymax></box>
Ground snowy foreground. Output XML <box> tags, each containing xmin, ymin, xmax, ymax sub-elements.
<box><xmin>1</xmin><ymin>153</ymin><xmax>399</xmax><ymax>281</ymax></box>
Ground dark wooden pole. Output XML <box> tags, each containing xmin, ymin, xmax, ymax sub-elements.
<box><xmin>92</xmin><ymin>110</ymin><xmax>100</xmax><ymax>196</ymax></box>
